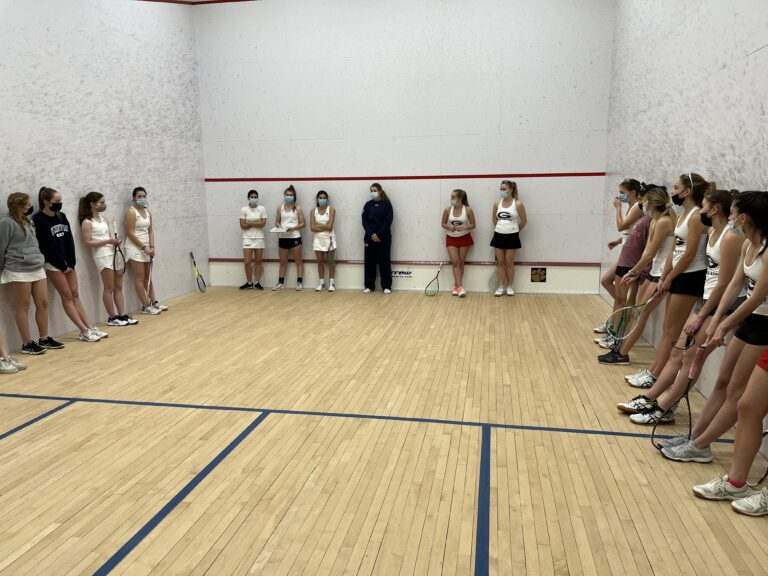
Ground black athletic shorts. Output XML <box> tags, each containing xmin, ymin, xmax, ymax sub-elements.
<box><xmin>616</xmin><ymin>266</ymin><xmax>631</xmax><ymax>278</ymax></box>
<box><xmin>670</xmin><ymin>269</ymin><xmax>706</xmax><ymax>297</ymax></box>
<box><xmin>278</xmin><ymin>238</ymin><xmax>302</xmax><ymax>250</ymax></box>
<box><xmin>735</xmin><ymin>313</ymin><xmax>768</xmax><ymax>346</ymax></box>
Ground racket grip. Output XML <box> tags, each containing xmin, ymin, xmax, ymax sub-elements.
<box><xmin>688</xmin><ymin>346</ymin><xmax>707</xmax><ymax>381</ymax></box>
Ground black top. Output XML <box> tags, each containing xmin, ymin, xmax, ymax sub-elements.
<box><xmin>361</xmin><ymin>200</ymin><xmax>394</xmax><ymax>242</ymax></box>
<box><xmin>32</xmin><ymin>211</ymin><xmax>76</xmax><ymax>271</ymax></box>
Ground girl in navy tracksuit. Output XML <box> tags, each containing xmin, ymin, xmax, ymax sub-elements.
<box><xmin>362</xmin><ymin>183</ymin><xmax>394</xmax><ymax>293</ymax></box>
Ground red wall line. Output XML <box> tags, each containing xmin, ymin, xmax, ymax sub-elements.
<box><xmin>135</xmin><ymin>0</ymin><xmax>260</xmax><ymax>5</ymax></box>
<box><xmin>209</xmin><ymin>258</ymin><xmax>600</xmax><ymax>267</ymax></box>
<box><xmin>206</xmin><ymin>172</ymin><xmax>606</xmax><ymax>183</ymax></box>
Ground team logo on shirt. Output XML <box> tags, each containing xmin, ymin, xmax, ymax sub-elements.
<box><xmin>674</xmin><ymin>235</ymin><xmax>684</xmax><ymax>246</ymax></box>
<box><xmin>747</xmin><ymin>278</ymin><xmax>756</xmax><ymax>297</ymax></box>
<box><xmin>450</xmin><ymin>220</ymin><xmax>462</xmax><ymax>226</ymax></box>
<box><xmin>498</xmin><ymin>212</ymin><xmax>512</xmax><ymax>219</ymax></box>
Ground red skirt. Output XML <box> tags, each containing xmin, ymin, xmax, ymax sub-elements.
<box><xmin>446</xmin><ymin>233</ymin><xmax>474</xmax><ymax>248</ymax></box>
<box><xmin>758</xmin><ymin>349</ymin><xmax>768</xmax><ymax>372</ymax></box>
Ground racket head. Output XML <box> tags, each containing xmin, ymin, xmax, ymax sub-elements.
<box><xmin>113</xmin><ymin>247</ymin><xmax>126</xmax><ymax>277</ymax></box>
<box><xmin>747</xmin><ymin>430</ymin><xmax>768</xmax><ymax>488</ymax></box>
<box><xmin>651</xmin><ymin>395</ymin><xmax>691</xmax><ymax>451</ymax></box>
<box><xmin>424</xmin><ymin>278</ymin><xmax>439</xmax><ymax>296</ymax></box>
<box><xmin>197</xmin><ymin>273</ymin><xmax>207</xmax><ymax>293</ymax></box>
<box><xmin>605</xmin><ymin>305</ymin><xmax>641</xmax><ymax>342</ymax></box>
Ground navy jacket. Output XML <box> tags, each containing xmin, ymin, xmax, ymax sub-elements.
<box><xmin>361</xmin><ymin>200</ymin><xmax>393</xmax><ymax>242</ymax></box>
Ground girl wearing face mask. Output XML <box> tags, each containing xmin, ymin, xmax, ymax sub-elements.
<box><xmin>0</xmin><ymin>193</ymin><xmax>56</xmax><ymax>355</ymax></box>
<box><xmin>240</xmin><ymin>189</ymin><xmax>266</xmax><ymax>290</ymax></box>
<box><xmin>442</xmin><ymin>189</ymin><xmax>475</xmax><ymax>297</ymax></box>
<box><xmin>79</xmin><ymin>192</ymin><xmax>137</xmax><ymax>327</ymax></box>
<box><xmin>662</xmin><ymin>192</ymin><xmax>768</xmax><ymax>473</ymax></box>
<box><xmin>274</xmin><ymin>185</ymin><xmax>305</xmax><ymax>290</ymax></box>
<box><xmin>617</xmin><ymin>189</ymin><xmax>742</xmax><ymax>420</ymax></box>
<box><xmin>594</xmin><ymin>178</ymin><xmax>645</xmax><ymax>333</ymax></box>
<box><xmin>125</xmin><ymin>187</ymin><xmax>164</xmax><ymax>314</ymax></box>
<box><xmin>490</xmin><ymin>180</ymin><xmax>527</xmax><ymax>296</ymax></box>
<box><xmin>598</xmin><ymin>186</ymin><xmax>674</xmax><ymax>361</ymax></box>
<box><xmin>311</xmin><ymin>190</ymin><xmax>336</xmax><ymax>292</ymax></box>
<box><xmin>34</xmin><ymin>187</ymin><xmax>104</xmax><ymax>342</ymax></box>
<box><xmin>362</xmin><ymin>183</ymin><xmax>394</xmax><ymax>293</ymax></box>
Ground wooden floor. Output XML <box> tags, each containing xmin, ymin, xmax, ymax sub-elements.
<box><xmin>0</xmin><ymin>289</ymin><xmax>766</xmax><ymax>575</ymax></box>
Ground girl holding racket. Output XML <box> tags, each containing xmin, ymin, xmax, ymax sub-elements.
<box><xmin>595</xmin><ymin>178</ymin><xmax>645</xmax><ymax>333</ymax></box>
<box><xmin>125</xmin><ymin>187</ymin><xmax>163</xmax><ymax>314</ymax></box>
<box><xmin>311</xmin><ymin>190</ymin><xmax>336</xmax><ymax>292</ymax></box>
<box><xmin>442</xmin><ymin>189</ymin><xmax>475</xmax><ymax>297</ymax></box>
<box><xmin>662</xmin><ymin>191</ymin><xmax>768</xmax><ymax>465</ymax></box>
<box><xmin>274</xmin><ymin>185</ymin><xmax>305</xmax><ymax>290</ymax></box>
<box><xmin>0</xmin><ymin>333</ymin><xmax>26</xmax><ymax>374</ymax></box>
<box><xmin>362</xmin><ymin>183</ymin><xmax>394</xmax><ymax>294</ymax></box>
<box><xmin>490</xmin><ymin>180</ymin><xmax>527</xmax><ymax>296</ymax></box>
<box><xmin>34</xmin><ymin>187</ymin><xmax>104</xmax><ymax>342</ymax></box>
<box><xmin>618</xmin><ymin>189</ymin><xmax>741</xmax><ymax>420</ymax></box>
<box><xmin>622</xmin><ymin>173</ymin><xmax>710</xmax><ymax>388</ymax></box>
<box><xmin>240</xmin><ymin>189</ymin><xmax>266</xmax><ymax>290</ymax></box>
<box><xmin>691</xmin><ymin>351</ymin><xmax>768</xmax><ymax>514</ymax></box>
<box><xmin>79</xmin><ymin>192</ymin><xmax>137</xmax><ymax>327</ymax></box>
<box><xmin>598</xmin><ymin>186</ymin><xmax>674</xmax><ymax>362</ymax></box>
<box><xmin>0</xmin><ymin>193</ymin><xmax>56</xmax><ymax>355</ymax></box>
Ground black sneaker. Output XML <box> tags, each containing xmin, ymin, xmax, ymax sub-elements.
<box><xmin>39</xmin><ymin>336</ymin><xmax>65</xmax><ymax>350</ymax></box>
<box><xmin>239</xmin><ymin>282</ymin><xmax>253</xmax><ymax>290</ymax></box>
<box><xmin>598</xmin><ymin>350</ymin><xmax>630</xmax><ymax>365</ymax></box>
<box><xmin>120</xmin><ymin>315</ymin><xmax>139</xmax><ymax>325</ymax></box>
<box><xmin>22</xmin><ymin>340</ymin><xmax>46</xmax><ymax>355</ymax></box>
<box><xmin>253</xmin><ymin>283</ymin><xmax>264</xmax><ymax>290</ymax></box>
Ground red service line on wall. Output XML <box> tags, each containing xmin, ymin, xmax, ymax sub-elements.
<box><xmin>135</xmin><ymin>0</ymin><xmax>260</xmax><ymax>6</ymax></box>
<box><xmin>209</xmin><ymin>258</ymin><xmax>600</xmax><ymax>267</ymax></box>
<box><xmin>205</xmin><ymin>172</ymin><xmax>606</xmax><ymax>183</ymax></box>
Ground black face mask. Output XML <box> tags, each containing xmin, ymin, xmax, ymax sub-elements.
<box><xmin>671</xmin><ymin>194</ymin><xmax>685</xmax><ymax>206</ymax></box>
<box><xmin>50</xmin><ymin>202</ymin><xmax>63</xmax><ymax>212</ymax></box>
<box><xmin>700</xmin><ymin>213</ymin><xmax>712</xmax><ymax>227</ymax></box>
<box><xmin>25</xmin><ymin>207</ymin><xmax>33</xmax><ymax>216</ymax></box>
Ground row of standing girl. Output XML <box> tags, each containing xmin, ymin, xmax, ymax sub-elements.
<box><xmin>596</xmin><ymin>175</ymin><xmax>768</xmax><ymax>516</ymax></box>
<box><xmin>0</xmin><ymin>187</ymin><xmax>167</xmax><ymax>373</ymax></box>
<box><xmin>237</xmin><ymin>180</ymin><xmax>527</xmax><ymax>297</ymax></box>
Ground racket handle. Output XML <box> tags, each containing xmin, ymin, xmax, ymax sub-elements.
<box><xmin>684</xmin><ymin>334</ymin><xmax>694</xmax><ymax>350</ymax></box>
<box><xmin>688</xmin><ymin>346</ymin><xmax>707</xmax><ymax>381</ymax></box>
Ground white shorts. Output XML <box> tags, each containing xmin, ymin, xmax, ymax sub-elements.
<box><xmin>0</xmin><ymin>267</ymin><xmax>47</xmax><ymax>284</ymax></box>
<box><xmin>243</xmin><ymin>238</ymin><xmax>265</xmax><ymax>250</ymax></box>
<box><xmin>94</xmin><ymin>255</ymin><xmax>115</xmax><ymax>271</ymax></box>
<box><xmin>125</xmin><ymin>243</ymin><xmax>150</xmax><ymax>263</ymax></box>
<box><xmin>44</xmin><ymin>263</ymin><xmax>60</xmax><ymax>272</ymax></box>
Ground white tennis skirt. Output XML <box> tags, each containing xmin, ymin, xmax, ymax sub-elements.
<box><xmin>0</xmin><ymin>267</ymin><xmax>47</xmax><ymax>284</ymax></box>
<box><xmin>243</xmin><ymin>238</ymin><xmax>265</xmax><ymax>250</ymax></box>
<box><xmin>94</xmin><ymin>255</ymin><xmax>115</xmax><ymax>271</ymax></box>
<box><xmin>125</xmin><ymin>243</ymin><xmax>150</xmax><ymax>263</ymax></box>
<box><xmin>313</xmin><ymin>234</ymin><xmax>335</xmax><ymax>252</ymax></box>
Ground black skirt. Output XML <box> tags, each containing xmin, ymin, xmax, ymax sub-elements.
<box><xmin>490</xmin><ymin>232</ymin><xmax>521</xmax><ymax>250</ymax></box>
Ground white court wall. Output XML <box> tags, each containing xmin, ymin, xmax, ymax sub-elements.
<box><xmin>0</xmin><ymin>0</ymin><xmax>207</xmax><ymax>350</ymax></box>
<box><xmin>194</xmin><ymin>0</ymin><xmax>616</xmax><ymax>289</ymax></box>
<box><xmin>602</xmin><ymin>1</ymin><xmax>768</xmax><ymax>396</ymax></box>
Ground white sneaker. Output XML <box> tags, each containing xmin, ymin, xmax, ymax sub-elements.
<box><xmin>5</xmin><ymin>356</ymin><xmax>26</xmax><ymax>371</ymax></box>
<box><xmin>383</xmin><ymin>288</ymin><xmax>391</xmax><ymax>294</ymax></box>
<box><xmin>593</xmin><ymin>322</ymin><xmax>608</xmax><ymax>334</ymax></box>
<box><xmin>662</xmin><ymin>439</ymin><xmax>712</xmax><ymax>463</ymax></box>
<box><xmin>658</xmin><ymin>435</ymin><xmax>689</xmax><ymax>449</ymax></box>
<box><xmin>315</xmin><ymin>281</ymin><xmax>325</xmax><ymax>292</ymax></box>
<box><xmin>457</xmin><ymin>287</ymin><xmax>467</xmax><ymax>298</ymax></box>
<box><xmin>0</xmin><ymin>357</ymin><xmax>19</xmax><ymax>374</ymax></box>
<box><xmin>153</xmin><ymin>301</ymin><xmax>168</xmax><ymax>312</ymax></box>
<box><xmin>91</xmin><ymin>326</ymin><xmax>108</xmax><ymax>339</ymax></box>
<box><xmin>296</xmin><ymin>282</ymin><xmax>304</xmax><ymax>291</ymax></box>
<box><xmin>107</xmin><ymin>316</ymin><xmax>128</xmax><ymax>327</ymax></box>
<box><xmin>363</xmin><ymin>288</ymin><xmax>372</xmax><ymax>293</ymax></box>
<box><xmin>596</xmin><ymin>335</ymin><xmax>614</xmax><ymax>349</ymax></box>
<box><xmin>506</xmin><ymin>286</ymin><xmax>515</xmax><ymax>296</ymax></box>
<box><xmin>629</xmin><ymin>371</ymin><xmax>657</xmax><ymax>388</ymax></box>
<box><xmin>693</xmin><ymin>475</ymin><xmax>751</xmax><ymax>501</ymax></box>
<box><xmin>141</xmin><ymin>305</ymin><xmax>160</xmax><ymax>315</ymax></box>
<box><xmin>273</xmin><ymin>283</ymin><xmax>284</xmax><ymax>291</ymax></box>
<box><xmin>626</xmin><ymin>368</ymin><xmax>649</xmax><ymax>384</ymax></box>
<box><xmin>328</xmin><ymin>281</ymin><xmax>335</xmax><ymax>292</ymax></box>
<box><xmin>79</xmin><ymin>329</ymin><xmax>101</xmax><ymax>342</ymax></box>
<box><xmin>494</xmin><ymin>286</ymin><xmax>505</xmax><ymax>297</ymax></box>
<box><xmin>732</xmin><ymin>489</ymin><xmax>768</xmax><ymax>516</ymax></box>
<box><xmin>630</xmin><ymin>407</ymin><xmax>673</xmax><ymax>425</ymax></box>
<box><xmin>617</xmin><ymin>395</ymin><xmax>654</xmax><ymax>414</ymax></box>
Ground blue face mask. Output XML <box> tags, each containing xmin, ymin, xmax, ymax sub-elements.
<box><xmin>371</xmin><ymin>192</ymin><xmax>380</xmax><ymax>200</ymax></box>
<box><xmin>450</xmin><ymin>199</ymin><xmax>457</xmax><ymax>207</ymax></box>
<box><xmin>284</xmin><ymin>195</ymin><xmax>294</xmax><ymax>203</ymax></box>
<box><xmin>318</xmin><ymin>198</ymin><xmax>328</xmax><ymax>207</ymax></box>
<box><xmin>619</xmin><ymin>194</ymin><xmax>629</xmax><ymax>203</ymax></box>
<box><xmin>728</xmin><ymin>220</ymin><xmax>744</xmax><ymax>236</ymax></box>
<box><xmin>500</xmin><ymin>191</ymin><xmax>509</xmax><ymax>199</ymax></box>
<box><xmin>135</xmin><ymin>198</ymin><xmax>148</xmax><ymax>208</ymax></box>
<box><xmin>248</xmin><ymin>198</ymin><xmax>258</xmax><ymax>207</ymax></box>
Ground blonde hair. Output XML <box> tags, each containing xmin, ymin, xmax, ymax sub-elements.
<box><xmin>7</xmin><ymin>192</ymin><xmax>31</xmax><ymax>236</ymax></box>
<box><xmin>645</xmin><ymin>187</ymin><xmax>676</xmax><ymax>221</ymax></box>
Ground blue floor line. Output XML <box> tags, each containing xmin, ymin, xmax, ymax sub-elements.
<box><xmin>0</xmin><ymin>391</ymin><xmax>735</xmax><ymax>443</ymax></box>
<box><xmin>0</xmin><ymin>400</ymin><xmax>76</xmax><ymax>441</ymax></box>
<box><xmin>93</xmin><ymin>411</ymin><xmax>271</xmax><ymax>575</ymax></box>
<box><xmin>475</xmin><ymin>426</ymin><xmax>491</xmax><ymax>576</ymax></box>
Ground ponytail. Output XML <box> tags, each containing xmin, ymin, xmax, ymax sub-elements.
<box><xmin>38</xmin><ymin>186</ymin><xmax>57</xmax><ymax>212</ymax></box>
<box><xmin>78</xmin><ymin>192</ymin><xmax>104</xmax><ymax>224</ymax></box>
<box><xmin>501</xmin><ymin>180</ymin><xmax>519</xmax><ymax>200</ymax></box>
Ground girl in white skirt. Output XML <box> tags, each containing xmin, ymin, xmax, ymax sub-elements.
<box><xmin>240</xmin><ymin>189</ymin><xmax>267</xmax><ymax>290</ymax></box>
<box><xmin>124</xmin><ymin>187</ymin><xmax>164</xmax><ymax>314</ymax></box>
<box><xmin>79</xmin><ymin>191</ymin><xmax>137</xmax><ymax>327</ymax></box>
<box><xmin>311</xmin><ymin>190</ymin><xmax>336</xmax><ymax>292</ymax></box>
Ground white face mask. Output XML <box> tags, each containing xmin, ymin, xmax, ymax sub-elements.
<box><xmin>371</xmin><ymin>191</ymin><xmax>380</xmax><ymax>200</ymax></box>
<box><xmin>500</xmin><ymin>191</ymin><xmax>509</xmax><ymax>199</ymax></box>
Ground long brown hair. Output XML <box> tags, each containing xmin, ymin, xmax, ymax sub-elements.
<box><xmin>500</xmin><ymin>180</ymin><xmax>519</xmax><ymax>200</ymax></box>
<box><xmin>38</xmin><ymin>186</ymin><xmax>58</xmax><ymax>212</ymax></box>
<box><xmin>78</xmin><ymin>192</ymin><xmax>104</xmax><ymax>224</ymax></box>
<box><xmin>680</xmin><ymin>173</ymin><xmax>714</xmax><ymax>206</ymax></box>
<box><xmin>7</xmin><ymin>192</ymin><xmax>31</xmax><ymax>236</ymax></box>
<box><xmin>452</xmin><ymin>189</ymin><xmax>470</xmax><ymax>207</ymax></box>
<box><xmin>370</xmin><ymin>182</ymin><xmax>391</xmax><ymax>203</ymax></box>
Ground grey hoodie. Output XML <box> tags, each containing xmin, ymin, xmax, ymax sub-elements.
<box><xmin>0</xmin><ymin>214</ymin><xmax>46</xmax><ymax>274</ymax></box>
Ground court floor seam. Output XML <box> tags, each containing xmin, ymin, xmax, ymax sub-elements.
<box><xmin>0</xmin><ymin>400</ymin><xmax>76</xmax><ymax>441</ymax></box>
<box><xmin>0</xmin><ymin>391</ymin><xmax>734</xmax><ymax>443</ymax></box>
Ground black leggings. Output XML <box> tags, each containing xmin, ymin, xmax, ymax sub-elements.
<box><xmin>364</xmin><ymin>236</ymin><xmax>392</xmax><ymax>290</ymax></box>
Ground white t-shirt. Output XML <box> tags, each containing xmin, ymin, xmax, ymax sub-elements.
<box><xmin>241</xmin><ymin>205</ymin><xmax>267</xmax><ymax>239</ymax></box>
